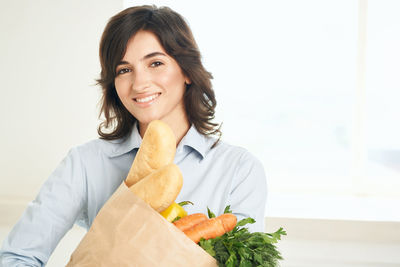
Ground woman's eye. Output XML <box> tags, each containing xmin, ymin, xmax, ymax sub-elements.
<box><xmin>150</xmin><ymin>61</ymin><xmax>163</xmax><ymax>68</ymax></box>
<box><xmin>117</xmin><ymin>68</ymin><xmax>131</xmax><ymax>75</ymax></box>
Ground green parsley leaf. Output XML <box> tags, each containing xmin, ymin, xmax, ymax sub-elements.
<box><xmin>199</xmin><ymin>239</ymin><xmax>216</xmax><ymax>257</ymax></box>
<box><xmin>265</xmin><ymin>227</ymin><xmax>287</xmax><ymax>243</ymax></box>
<box><xmin>236</xmin><ymin>217</ymin><xmax>255</xmax><ymax>228</ymax></box>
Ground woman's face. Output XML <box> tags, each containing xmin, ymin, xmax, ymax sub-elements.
<box><xmin>114</xmin><ymin>30</ymin><xmax>190</xmax><ymax>127</ymax></box>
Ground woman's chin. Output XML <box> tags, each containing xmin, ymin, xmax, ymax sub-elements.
<box><xmin>136</xmin><ymin>115</ymin><xmax>162</xmax><ymax>126</ymax></box>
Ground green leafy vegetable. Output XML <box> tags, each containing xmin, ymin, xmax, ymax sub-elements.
<box><xmin>236</xmin><ymin>218</ymin><xmax>255</xmax><ymax>228</ymax></box>
<box><xmin>224</xmin><ymin>205</ymin><xmax>232</xmax><ymax>214</ymax></box>
<box><xmin>207</xmin><ymin>207</ymin><xmax>216</xmax><ymax>218</ymax></box>
<box><xmin>199</xmin><ymin>208</ymin><xmax>286</xmax><ymax>267</ymax></box>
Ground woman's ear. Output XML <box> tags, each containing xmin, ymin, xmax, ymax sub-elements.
<box><xmin>184</xmin><ymin>77</ymin><xmax>191</xmax><ymax>85</ymax></box>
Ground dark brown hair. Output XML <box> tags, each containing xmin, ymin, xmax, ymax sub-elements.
<box><xmin>97</xmin><ymin>5</ymin><xmax>221</xmax><ymax>143</ymax></box>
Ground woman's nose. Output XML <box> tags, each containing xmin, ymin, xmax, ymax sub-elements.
<box><xmin>131</xmin><ymin>69</ymin><xmax>150</xmax><ymax>92</ymax></box>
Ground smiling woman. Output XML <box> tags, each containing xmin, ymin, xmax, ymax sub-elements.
<box><xmin>113</xmin><ymin>31</ymin><xmax>190</xmax><ymax>140</ymax></box>
<box><xmin>96</xmin><ymin>6</ymin><xmax>219</xmax><ymax>144</ymax></box>
<box><xmin>0</xmin><ymin>5</ymin><xmax>267</xmax><ymax>266</ymax></box>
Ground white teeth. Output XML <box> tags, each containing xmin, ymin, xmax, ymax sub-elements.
<box><xmin>136</xmin><ymin>93</ymin><xmax>159</xmax><ymax>103</ymax></box>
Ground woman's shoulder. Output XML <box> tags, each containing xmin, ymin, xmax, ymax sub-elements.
<box><xmin>203</xmin><ymin>138</ymin><xmax>266</xmax><ymax>186</ymax></box>
<box><xmin>206</xmin><ymin>138</ymin><xmax>262</xmax><ymax>166</ymax></box>
<box><xmin>71</xmin><ymin>136</ymin><xmax>130</xmax><ymax>159</ymax></box>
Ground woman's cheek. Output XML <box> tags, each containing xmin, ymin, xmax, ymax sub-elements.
<box><xmin>154</xmin><ymin>71</ymin><xmax>171</xmax><ymax>88</ymax></box>
<box><xmin>115</xmin><ymin>78</ymin><xmax>131</xmax><ymax>97</ymax></box>
<box><xmin>164</xmin><ymin>70</ymin><xmax>185</xmax><ymax>91</ymax></box>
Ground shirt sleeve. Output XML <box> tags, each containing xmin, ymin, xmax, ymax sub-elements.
<box><xmin>228</xmin><ymin>150</ymin><xmax>267</xmax><ymax>233</ymax></box>
<box><xmin>0</xmin><ymin>147</ymin><xmax>87</xmax><ymax>267</ymax></box>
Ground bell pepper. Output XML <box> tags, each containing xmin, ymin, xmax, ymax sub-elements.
<box><xmin>160</xmin><ymin>201</ymin><xmax>193</xmax><ymax>222</ymax></box>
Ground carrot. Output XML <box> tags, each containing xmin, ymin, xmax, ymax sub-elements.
<box><xmin>173</xmin><ymin>213</ymin><xmax>208</xmax><ymax>231</ymax></box>
<box><xmin>183</xmin><ymin>213</ymin><xmax>237</xmax><ymax>243</ymax></box>
<box><xmin>218</xmin><ymin>213</ymin><xmax>238</xmax><ymax>233</ymax></box>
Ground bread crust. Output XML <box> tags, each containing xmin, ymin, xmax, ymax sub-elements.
<box><xmin>129</xmin><ymin>163</ymin><xmax>183</xmax><ymax>212</ymax></box>
<box><xmin>125</xmin><ymin>120</ymin><xmax>176</xmax><ymax>187</ymax></box>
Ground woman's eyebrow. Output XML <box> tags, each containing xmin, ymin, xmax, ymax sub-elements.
<box><xmin>116</xmin><ymin>60</ymin><xmax>129</xmax><ymax>67</ymax></box>
<box><xmin>116</xmin><ymin>52</ymin><xmax>167</xmax><ymax>67</ymax></box>
<box><xmin>142</xmin><ymin>51</ymin><xmax>167</xmax><ymax>60</ymax></box>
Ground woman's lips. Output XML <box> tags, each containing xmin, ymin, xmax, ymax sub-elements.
<box><xmin>133</xmin><ymin>93</ymin><xmax>161</xmax><ymax>107</ymax></box>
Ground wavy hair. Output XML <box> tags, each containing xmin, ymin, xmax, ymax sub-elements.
<box><xmin>96</xmin><ymin>5</ymin><xmax>221</xmax><ymax>145</ymax></box>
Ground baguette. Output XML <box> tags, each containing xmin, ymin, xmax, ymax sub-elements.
<box><xmin>129</xmin><ymin>163</ymin><xmax>183</xmax><ymax>212</ymax></box>
<box><xmin>125</xmin><ymin>120</ymin><xmax>176</xmax><ymax>187</ymax></box>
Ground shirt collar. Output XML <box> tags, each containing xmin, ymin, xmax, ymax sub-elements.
<box><xmin>105</xmin><ymin>122</ymin><xmax>214</xmax><ymax>159</ymax></box>
<box><xmin>107</xmin><ymin>123</ymin><xmax>142</xmax><ymax>158</ymax></box>
<box><xmin>177</xmin><ymin>124</ymin><xmax>212</xmax><ymax>159</ymax></box>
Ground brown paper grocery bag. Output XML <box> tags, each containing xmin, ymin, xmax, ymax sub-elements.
<box><xmin>66</xmin><ymin>183</ymin><xmax>217</xmax><ymax>267</ymax></box>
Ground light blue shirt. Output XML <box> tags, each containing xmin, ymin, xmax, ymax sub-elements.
<box><xmin>0</xmin><ymin>124</ymin><xmax>267</xmax><ymax>266</ymax></box>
